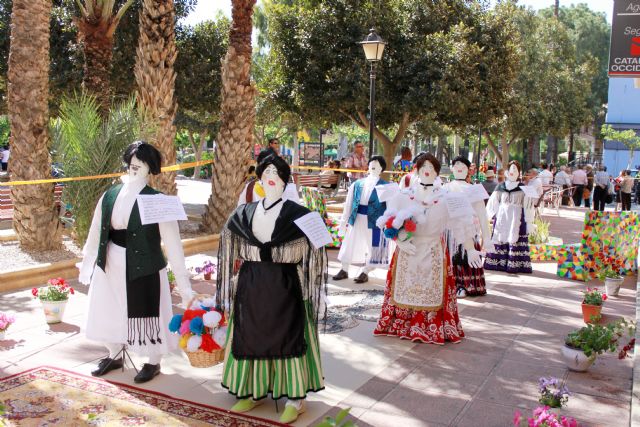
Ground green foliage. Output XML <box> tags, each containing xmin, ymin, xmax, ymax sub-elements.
<box><xmin>314</xmin><ymin>407</ymin><xmax>356</xmax><ymax>427</ymax></box>
<box><xmin>601</xmin><ymin>125</ymin><xmax>640</xmax><ymax>169</ymax></box>
<box><xmin>528</xmin><ymin>217</ymin><xmax>550</xmax><ymax>244</ymax></box>
<box><xmin>51</xmin><ymin>93</ymin><xmax>142</xmax><ymax>244</ymax></box>
<box><xmin>565</xmin><ymin>318</ymin><xmax>635</xmax><ymax>358</ymax></box>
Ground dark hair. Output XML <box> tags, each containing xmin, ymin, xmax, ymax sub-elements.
<box><xmin>268</xmin><ymin>138</ymin><xmax>279</xmax><ymax>146</ymax></box>
<box><xmin>400</xmin><ymin>146</ymin><xmax>412</xmax><ymax>158</ymax></box>
<box><xmin>487</xmin><ymin>165</ymin><xmax>495</xmax><ymax>171</ymax></box>
<box><xmin>248</xmin><ymin>165</ymin><xmax>256</xmax><ymax>175</ymax></box>
<box><xmin>541</xmin><ymin>162</ymin><xmax>548</xmax><ymax>170</ymax></box>
<box><xmin>257</xmin><ymin>148</ymin><xmax>277</xmax><ymax>164</ymax></box>
<box><xmin>412</xmin><ymin>151</ymin><xmax>426</xmax><ymax>163</ymax></box>
<box><xmin>256</xmin><ymin>153</ymin><xmax>291</xmax><ymax>184</ymax></box>
<box><xmin>415</xmin><ymin>152</ymin><xmax>441</xmax><ymax>175</ymax></box>
<box><xmin>451</xmin><ymin>155</ymin><xmax>471</xmax><ymax>169</ymax></box>
<box><xmin>507</xmin><ymin>160</ymin><xmax>522</xmax><ymax>174</ymax></box>
<box><xmin>368</xmin><ymin>155</ymin><xmax>387</xmax><ymax>172</ymax></box>
<box><xmin>354</xmin><ymin>140</ymin><xmax>364</xmax><ymax>147</ymax></box>
<box><xmin>123</xmin><ymin>141</ymin><xmax>162</xmax><ymax>175</ymax></box>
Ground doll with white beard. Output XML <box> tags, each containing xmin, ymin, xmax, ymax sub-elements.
<box><xmin>445</xmin><ymin>156</ymin><xmax>493</xmax><ymax>298</ymax></box>
<box><xmin>216</xmin><ymin>154</ymin><xmax>327</xmax><ymax>424</ymax></box>
<box><xmin>78</xmin><ymin>141</ymin><xmax>194</xmax><ymax>384</ymax></box>
<box><xmin>484</xmin><ymin>160</ymin><xmax>535</xmax><ymax>274</ymax></box>
<box><xmin>374</xmin><ymin>153</ymin><xmax>482</xmax><ymax>344</ymax></box>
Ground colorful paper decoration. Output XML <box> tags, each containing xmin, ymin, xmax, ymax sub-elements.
<box><xmin>301</xmin><ymin>187</ymin><xmax>342</xmax><ymax>248</ymax></box>
<box><xmin>556</xmin><ymin>244</ymin><xmax>587</xmax><ymax>281</ymax></box>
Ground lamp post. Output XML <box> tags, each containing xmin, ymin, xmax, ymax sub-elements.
<box><xmin>359</xmin><ymin>28</ymin><xmax>386</xmax><ymax>157</ymax></box>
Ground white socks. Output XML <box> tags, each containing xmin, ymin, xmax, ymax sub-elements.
<box><xmin>105</xmin><ymin>343</ymin><xmax>122</xmax><ymax>359</ymax></box>
<box><xmin>285</xmin><ymin>399</ymin><xmax>303</xmax><ymax>410</ymax></box>
<box><xmin>148</xmin><ymin>354</ymin><xmax>162</xmax><ymax>365</ymax></box>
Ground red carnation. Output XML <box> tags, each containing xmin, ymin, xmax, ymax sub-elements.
<box><xmin>404</xmin><ymin>219</ymin><xmax>417</xmax><ymax>233</ymax></box>
<box><xmin>385</xmin><ymin>216</ymin><xmax>395</xmax><ymax>229</ymax></box>
<box><xmin>603</xmin><ymin>294</ymin><xmax>608</xmax><ymax>301</ymax></box>
<box><xmin>31</xmin><ymin>288</ymin><xmax>38</xmax><ymax>297</ymax></box>
<box><xmin>69</xmin><ymin>288</ymin><xmax>75</xmax><ymax>295</ymax></box>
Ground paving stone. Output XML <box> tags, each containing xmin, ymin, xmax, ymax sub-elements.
<box><xmin>371</xmin><ymin>386</ymin><xmax>467</xmax><ymax>425</ymax></box>
<box><xmin>455</xmin><ymin>400</ymin><xmax>523</xmax><ymax>427</ymax></box>
<box><xmin>398</xmin><ymin>365</ymin><xmax>486</xmax><ymax>399</ymax></box>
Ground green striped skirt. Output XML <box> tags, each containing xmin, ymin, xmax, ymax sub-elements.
<box><xmin>221</xmin><ymin>302</ymin><xmax>324</xmax><ymax>400</ymax></box>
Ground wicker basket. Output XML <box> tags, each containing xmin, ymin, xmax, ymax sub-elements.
<box><xmin>185</xmin><ymin>347</ymin><xmax>225</xmax><ymax>368</ymax></box>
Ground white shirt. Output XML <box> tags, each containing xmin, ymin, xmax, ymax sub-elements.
<box><xmin>539</xmin><ymin>170</ymin><xmax>553</xmax><ymax>186</ymax></box>
<box><xmin>571</xmin><ymin>169</ymin><xmax>588</xmax><ymax>185</ymax></box>
<box><xmin>528</xmin><ymin>177</ymin><xmax>544</xmax><ymax>197</ymax></box>
<box><xmin>554</xmin><ymin>171</ymin><xmax>571</xmax><ymax>186</ymax></box>
<box><xmin>1</xmin><ymin>149</ymin><xmax>9</xmax><ymax>163</ymax></box>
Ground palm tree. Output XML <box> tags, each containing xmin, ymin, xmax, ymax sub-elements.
<box><xmin>134</xmin><ymin>0</ymin><xmax>179</xmax><ymax>195</ymax></box>
<box><xmin>202</xmin><ymin>0</ymin><xmax>257</xmax><ymax>233</ymax></box>
<box><xmin>76</xmin><ymin>0</ymin><xmax>135</xmax><ymax>116</ymax></box>
<box><xmin>8</xmin><ymin>0</ymin><xmax>62</xmax><ymax>249</ymax></box>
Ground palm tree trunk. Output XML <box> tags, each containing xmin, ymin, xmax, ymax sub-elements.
<box><xmin>8</xmin><ymin>0</ymin><xmax>62</xmax><ymax>249</ymax></box>
<box><xmin>202</xmin><ymin>0</ymin><xmax>257</xmax><ymax>233</ymax></box>
<box><xmin>78</xmin><ymin>20</ymin><xmax>113</xmax><ymax>116</ymax></box>
<box><xmin>135</xmin><ymin>0</ymin><xmax>179</xmax><ymax>195</ymax></box>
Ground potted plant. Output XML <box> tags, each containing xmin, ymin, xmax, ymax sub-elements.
<box><xmin>195</xmin><ymin>260</ymin><xmax>216</xmax><ymax>281</ymax></box>
<box><xmin>513</xmin><ymin>407</ymin><xmax>578</xmax><ymax>427</ymax></box>
<box><xmin>167</xmin><ymin>268</ymin><xmax>176</xmax><ymax>292</ymax></box>
<box><xmin>581</xmin><ymin>287</ymin><xmax>607</xmax><ymax>323</ymax></box>
<box><xmin>562</xmin><ymin>318</ymin><xmax>635</xmax><ymax>372</ymax></box>
<box><xmin>537</xmin><ymin>377</ymin><xmax>570</xmax><ymax>408</ymax></box>
<box><xmin>597</xmin><ymin>259</ymin><xmax>624</xmax><ymax>297</ymax></box>
<box><xmin>32</xmin><ymin>278</ymin><xmax>75</xmax><ymax>324</ymax></box>
<box><xmin>0</xmin><ymin>312</ymin><xmax>15</xmax><ymax>340</ymax></box>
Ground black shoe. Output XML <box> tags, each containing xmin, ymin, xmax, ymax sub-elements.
<box><xmin>354</xmin><ymin>272</ymin><xmax>369</xmax><ymax>283</ymax></box>
<box><xmin>332</xmin><ymin>270</ymin><xmax>348</xmax><ymax>280</ymax></box>
<box><xmin>134</xmin><ymin>363</ymin><xmax>161</xmax><ymax>384</ymax></box>
<box><xmin>91</xmin><ymin>357</ymin><xmax>123</xmax><ymax>377</ymax></box>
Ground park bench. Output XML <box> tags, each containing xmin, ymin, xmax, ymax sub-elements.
<box><xmin>292</xmin><ymin>172</ymin><xmax>343</xmax><ymax>197</ymax></box>
<box><xmin>0</xmin><ymin>184</ymin><xmax>65</xmax><ymax>221</ymax></box>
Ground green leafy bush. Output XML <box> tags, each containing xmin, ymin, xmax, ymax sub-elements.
<box><xmin>528</xmin><ymin>217</ymin><xmax>550</xmax><ymax>244</ymax></box>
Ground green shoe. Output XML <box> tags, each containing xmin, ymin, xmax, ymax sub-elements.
<box><xmin>231</xmin><ymin>398</ymin><xmax>262</xmax><ymax>413</ymax></box>
<box><xmin>279</xmin><ymin>402</ymin><xmax>305</xmax><ymax>424</ymax></box>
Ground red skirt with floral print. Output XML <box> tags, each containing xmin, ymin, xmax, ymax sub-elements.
<box><xmin>373</xmin><ymin>251</ymin><xmax>464</xmax><ymax>344</ymax></box>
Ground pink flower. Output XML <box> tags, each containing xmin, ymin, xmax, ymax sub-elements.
<box><xmin>513</xmin><ymin>410</ymin><xmax>522</xmax><ymax>426</ymax></box>
<box><xmin>603</xmin><ymin>294</ymin><xmax>608</xmax><ymax>301</ymax></box>
<box><xmin>69</xmin><ymin>288</ymin><xmax>75</xmax><ymax>295</ymax></box>
<box><xmin>31</xmin><ymin>288</ymin><xmax>38</xmax><ymax>297</ymax></box>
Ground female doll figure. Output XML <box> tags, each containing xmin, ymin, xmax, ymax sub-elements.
<box><xmin>217</xmin><ymin>154</ymin><xmax>327</xmax><ymax>424</ymax></box>
<box><xmin>484</xmin><ymin>160</ymin><xmax>535</xmax><ymax>274</ymax></box>
<box><xmin>373</xmin><ymin>153</ymin><xmax>482</xmax><ymax>344</ymax></box>
<box><xmin>78</xmin><ymin>141</ymin><xmax>194</xmax><ymax>383</ymax></box>
<box><xmin>445</xmin><ymin>156</ymin><xmax>493</xmax><ymax>298</ymax></box>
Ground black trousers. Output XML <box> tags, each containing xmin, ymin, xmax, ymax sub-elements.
<box><xmin>621</xmin><ymin>192</ymin><xmax>632</xmax><ymax>211</ymax></box>
<box><xmin>592</xmin><ymin>186</ymin><xmax>607</xmax><ymax>211</ymax></box>
<box><xmin>572</xmin><ymin>185</ymin><xmax>584</xmax><ymax>207</ymax></box>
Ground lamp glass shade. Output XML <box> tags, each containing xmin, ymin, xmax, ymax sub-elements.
<box><xmin>361</xmin><ymin>42</ymin><xmax>385</xmax><ymax>62</ymax></box>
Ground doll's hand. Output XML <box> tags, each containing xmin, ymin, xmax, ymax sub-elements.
<box><xmin>467</xmin><ymin>249</ymin><xmax>483</xmax><ymax>269</ymax></box>
<box><xmin>76</xmin><ymin>262</ymin><xmax>92</xmax><ymax>285</ymax></box>
<box><xmin>338</xmin><ymin>223</ymin><xmax>347</xmax><ymax>236</ymax></box>
<box><xmin>396</xmin><ymin>239</ymin><xmax>416</xmax><ymax>255</ymax></box>
<box><xmin>483</xmin><ymin>241</ymin><xmax>495</xmax><ymax>254</ymax></box>
<box><xmin>179</xmin><ymin>288</ymin><xmax>195</xmax><ymax>309</ymax></box>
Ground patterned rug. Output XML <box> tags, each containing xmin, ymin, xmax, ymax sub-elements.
<box><xmin>0</xmin><ymin>366</ymin><xmax>285</xmax><ymax>426</ymax></box>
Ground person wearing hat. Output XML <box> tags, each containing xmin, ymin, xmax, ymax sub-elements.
<box><xmin>482</xmin><ymin>167</ymin><xmax>498</xmax><ymax>196</ymax></box>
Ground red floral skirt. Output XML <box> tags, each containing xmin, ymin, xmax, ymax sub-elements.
<box><xmin>373</xmin><ymin>251</ymin><xmax>464</xmax><ymax>344</ymax></box>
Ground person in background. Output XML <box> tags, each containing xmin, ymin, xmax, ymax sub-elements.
<box><xmin>1</xmin><ymin>145</ymin><xmax>9</xmax><ymax>171</ymax></box>
<box><xmin>554</xmin><ymin>166</ymin><xmax>571</xmax><ymax>206</ymax></box>
<box><xmin>482</xmin><ymin>168</ymin><xmax>498</xmax><ymax>196</ymax></box>
<box><xmin>497</xmin><ymin>168</ymin><xmax>505</xmax><ymax>183</ymax></box>
<box><xmin>620</xmin><ymin>169</ymin><xmax>634</xmax><ymax>211</ymax></box>
<box><xmin>592</xmin><ymin>165</ymin><xmax>609</xmax><ymax>212</ymax></box>
<box><xmin>571</xmin><ymin>165</ymin><xmax>588</xmax><ymax>207</ymax></box>
<box><xmin>527</xmin><ymin>168</ymin><xmax>543</xmax><ymax>197</ymax></box>
<box><xmin>538</xmin><ymin>162</ymin><xmax>553</xmax><ymax>186</ymax></box>
<box><xmin>468</xmin><ymin>163</ymin><xmax>485</xmax><ymax>183</ymax></box>
<box><xmin>394</xmin><ymin>146</ymin><xmax>413</xmax><ymax>173</ymax></box>
<box><xmin>267</xmin><ymin>137</ymin><xmax>280</xmax><ymax>155</ymax></box>
<box><xmin>320</xmin><ymin>160</ymin><xmax>337</xmax><ymax>189</ymax></box>
<box><xmin>345</xmin><ymin>141</ymin><xmax>368</xmax><ymax>183</ymax></box>
<box><xmin>584</xmin><ymin>165</ymin><xmax>594</xmax><ymax>207</ymax></box>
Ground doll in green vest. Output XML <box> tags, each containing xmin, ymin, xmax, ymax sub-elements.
<box><xmin>78</xmin><ymin>141</ymin><xmax>194</xmax><ymax>384</ymax></box>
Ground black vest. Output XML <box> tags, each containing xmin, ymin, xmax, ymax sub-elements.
<box><xmin>96</xmin><ymin>184</ymin><xmax>167</xmax><ymax>281</ymax></box>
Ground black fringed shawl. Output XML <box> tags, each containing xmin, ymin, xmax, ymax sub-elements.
<box><xmin>216</xmin><ymin>201</ymin><xmax>328</xmax><ymax>360</ymax></box>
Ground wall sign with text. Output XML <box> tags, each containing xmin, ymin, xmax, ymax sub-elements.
<box><xmin>609</xmin><ymin>0</ymin><xmax>640</xmax><ymax>77</ymax></box>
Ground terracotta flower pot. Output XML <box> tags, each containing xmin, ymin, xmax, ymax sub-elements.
<box><xmin>203</xmin><ymin>273</ymin><xmax>212</xmax><ymax>281</ymax></box>
<box><xmin>561</xmin><ymin>345</ymin><xmax>595</xmax><ymax>372</ymax></box>
<box><xmin>41</xmin><ymin>300</ymin><xmax>68</xmax><ymax>324</ymax></box>
<box><xmin>581</xmin><ymin>303</ymin><xmax>602</xmax><ymax>324</ymax></box>
<box><xmin>604</xmin><ymin>277</ymin><xmax>623</xmax><ymax>297</ymax></box>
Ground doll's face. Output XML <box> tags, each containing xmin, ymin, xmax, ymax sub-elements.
<box><xmin>507</xmin><ymin>164</ymin><xmax>520</xmax><ymax>182</ymax></box>
<box><xmin>418</xmin><ymin>160</ymin><xmax>437</xmax><ymax>185</ymax></box>
<box><xmin>260</xmin><ymin>164</ymin><xmax>285</xmax><ymax>198</ymax></box>
<box><xmin>368</xmin><ymin>160</ymin><xmax>382</xmax><ymax>177</ymax></box>
<box><xmin>128</xmin><ymin>155</ymin><xmax>150</xmax><ymax>183</ymax></box>
<box><xmin>452</xmin><ymin>161</ymin><xmax>469</xmax><ymax>180</ymax></box>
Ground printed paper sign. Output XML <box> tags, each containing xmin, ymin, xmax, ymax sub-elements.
<box><xmin>444</xmin><ymin>194</ymin><xmax>475</xmax><ymax>218</ymax></box>
<box><xmin>466</xmin><ymin>184</ymin><xmax>490</xmax><ymax>203</ymax></box>
<box><xmin>294</xmin><ymin>211</ymin><xmax>333</xmax><ymax>249</ymax></box>
<box><xmin>137</xmin><ymin>194</ymin><xmax>188</xmax><ymax>224</ymax></box>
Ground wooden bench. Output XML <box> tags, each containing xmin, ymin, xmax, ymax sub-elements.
<box><xmin>0</xmin><ymin>184</ymin><xmax>64</xmax><ymax>221</ymax></box>
<box><xmin>292</xmin><ymin>173</ymin><xmax>342</xmax><ymax>197</ymax></box>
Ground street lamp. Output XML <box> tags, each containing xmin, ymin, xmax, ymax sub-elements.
<box><xmin>359</xmin><ymin>28</ymin><xmax>386</xmax><ymax>157</ymax></box>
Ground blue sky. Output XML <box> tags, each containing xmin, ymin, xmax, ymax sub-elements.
<box><xmin>182</xmin><ymin>1</ymin><xmax>613</xmax><ymax>26</ymax></box>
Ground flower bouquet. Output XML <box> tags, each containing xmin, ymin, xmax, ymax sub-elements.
<box><xmin>32</xmin><ymin>278</ymin><xmax>75</xmax><ymax>324</ymax></box>
<box><xmin>195</xmin><ymin>260</ymin><xmax>216</xmax><ymax>281</ymax></box>
<box><xmin>169</xmin><ymin>296</ymin><xmax>227</xmax><ymax>368</ymax></box>
<box><xmin>381</xmin><ymin>215</ymin><xmax>417</xmax><ymax>242</ymax></box>
<box><xmin>581</xmin><ymin>287</ymin><xmax>606</xmax><ymax>323</ymax></box>
<box><xmin>0</xmin><ymin>312</ymin><xmax>15</xmax><ymax>340</ymax></box>
<box><xmin>538</xmin><ymin>377</ymin><xmax>570</xmax><ymax>408</ymax></box>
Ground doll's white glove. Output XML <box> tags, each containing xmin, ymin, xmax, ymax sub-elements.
<box><xmin>396</xmin><ymin>239</ymin><xmax>416</xmax><ymax>255</ymax></box>
<box><xmin>76</xmin><ymin>261</ymin><xmax>92</xmax><ymax>285</ymax></box>
<box><xmin>467</xmin><ymin>249</ymin><xmax>483</xmax><ymax>269</ymax></box>
<box><xmin>338</xmin><ymin>222</ymin><xmax>347</xmax><ymax>237</ymax></box>
<box><xmin>178</xmin><ymin>288</ymin><xmax>195</xmax><ymax>309</ymax></box>
<box><xmin>483</xmin><ymin>241</ymin><xmax>495</xmax><ymax>254</ymax></box>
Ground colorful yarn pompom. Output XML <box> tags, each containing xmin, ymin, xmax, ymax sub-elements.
<box><xmin>384</xmin><ymin>227</ymin><xmax>399</xmax><ymax>239</ymax></box>
<box><xmin>189</xmin><ymin>317</ymin><xmax>204</xmax><ymax>335</ymax></box>
<box><xmin>203</xmin><ymin>311</ymin><xmax>222</xmax><ymax>328</ymax></box>
<box><xmin>404</xmin><ymin>219</ymin><xmax>417</xmax><ymax>233</ymax></box>
<box><xmin>182</xmin><ymin>309</ymin><xmax>206</xmax><ymax>323</ymax></box>
<box><xmin>200</xmin><ymin>333</ymin><xmax>221</xmax><ymax>352</ymax></box>
<box><xmin>179</xmin><ymin>333</ymin><xmax>192</xmax><ymax>349</ymax></box>
<box><xmin>179</xmin><ymin>320</ymin><xmax>190</xmax><ymax>335</ymax></box>
<box><xmin>213</xmin><ymin>326</ymin><xmax>228</xmax><ymax>347</ymax></box>
<box><xmin>385</xmin><ymin>216</ymin><xmax>395</xmax><ymax>229</ymax></box>
<box><xmin>187</xmin><ymin>335</ymin><xmax>202</xmax><ymax>352</ymax></box>
<box><xmin>168</xmin><ymin>314</ymin><xmax>183</xmax><ymax>333</ymax></box>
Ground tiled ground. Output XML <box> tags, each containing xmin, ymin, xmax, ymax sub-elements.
<box><xmin>1</xmin><ymin>206</ymin><xmax>637</xmax><ymax>426</ymax></box>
